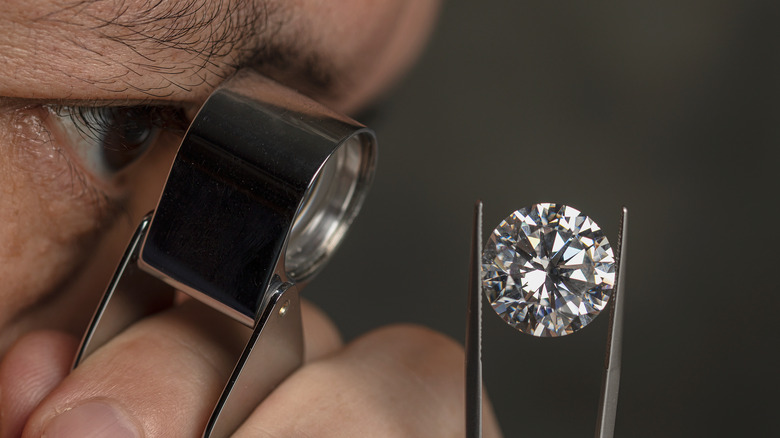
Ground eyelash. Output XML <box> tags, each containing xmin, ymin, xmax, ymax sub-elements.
<box><xmin>46</xmin><ymin>104</ymin><xmax>190</xmax><ymax>179</ymax></box>
<box><xmin>53</xmin><ymin>105</ymin><xmax>189</xmax><ymax>142</ymax></box>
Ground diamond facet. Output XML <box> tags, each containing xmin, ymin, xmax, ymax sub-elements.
<box><xmin>482</xmin><ymin>203</ymin><xmax>615</xmax><ymax>337</ymax></box>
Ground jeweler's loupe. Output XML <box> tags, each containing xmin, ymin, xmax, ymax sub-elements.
<box><xmin>72</xmin><ymin>69</ymin><xmax>377</xmax><ymax>437</ymax></box>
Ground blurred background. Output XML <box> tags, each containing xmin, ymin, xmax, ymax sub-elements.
<box><xmin>307</xmin><ymin>1</ymin><xmax>779</xmax><ymax>436</ymax></box>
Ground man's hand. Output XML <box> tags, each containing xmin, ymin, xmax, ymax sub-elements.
<box><xmin>1</xmin><ymin>299</ymin><xmax>502</xmax><ymax>437</ymax></box>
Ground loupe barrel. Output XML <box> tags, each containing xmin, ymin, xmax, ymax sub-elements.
<box><xmin>139</xmin><ymin>70</ymin><xmax>376</xmax><ymax>326</ymax></box>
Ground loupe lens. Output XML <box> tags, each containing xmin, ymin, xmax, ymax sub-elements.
<box><xmin>287</xmin><ymin>132</ymin><xmax>375</xmax><ymax>281</ymax></box>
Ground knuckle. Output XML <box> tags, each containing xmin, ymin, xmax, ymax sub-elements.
<box><xmin>351</xmin><ymin>323</ymin><xmax>466</xmax><ymax>384</ymax></box>
<box><xmin>365</xmin><ymin>323</ymin><xmax>464</xmax><ymax>359</ymax></box>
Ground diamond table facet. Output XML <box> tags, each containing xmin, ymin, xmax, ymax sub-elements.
<box><xmin>482</xmin><ymin>203</ymin><xmax>615</xmax><ymax>337</ymax></box>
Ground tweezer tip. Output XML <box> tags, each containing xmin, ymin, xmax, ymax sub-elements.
<box><xmin>466</xmin><ymin>199</ymin><xmax>483</xmax><ymax>438</ymax></box>
<box><xmin>595</xmin><ymin>206</ymin><xmax>627</xmax><ymax>438</ymax></box>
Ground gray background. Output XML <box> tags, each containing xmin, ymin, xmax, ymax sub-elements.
<box><xmin>307</xmin><ymin>1</ymin><xmax>779</xmax><ymax>436</ymax></box>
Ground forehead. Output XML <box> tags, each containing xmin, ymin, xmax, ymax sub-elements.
<box><xmin>0</xmin><ymin>0</ymin><xmax>274</xmax><ymax>101</ymax></box>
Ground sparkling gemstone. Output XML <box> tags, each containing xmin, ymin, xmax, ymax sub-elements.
<box><xmin>482</xmin><ymin>203</ymin><xmax>615</xmax><ymax>337</ymax></box>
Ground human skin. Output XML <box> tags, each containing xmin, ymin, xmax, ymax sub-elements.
<box><xmin>0</xmin><ymin>0</ymin><xmax>503</xmax><ymax>436</ymax></box>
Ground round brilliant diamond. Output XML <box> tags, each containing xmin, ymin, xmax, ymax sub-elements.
<box><xmin>482</xmin><ymin>203</ymin><xmax>616</xmax><ymax>337</ymax></box>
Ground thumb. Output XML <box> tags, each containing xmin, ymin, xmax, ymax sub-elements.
<box><xmin>0</xmin><ymin>330</ymin><xmax>78</xmax><ymax>438</ymax></box>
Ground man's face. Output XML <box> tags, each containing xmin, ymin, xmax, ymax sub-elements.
<box><xmin>0</xmin><ymin>0</ymin><xmax>439</xmax><ymax>353</ymax></box>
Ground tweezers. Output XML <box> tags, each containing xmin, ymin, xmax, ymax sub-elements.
<box><xmin>465</xmin><ymin>202</ymin><xmax>628</xmax><ymax>438</ymax></box>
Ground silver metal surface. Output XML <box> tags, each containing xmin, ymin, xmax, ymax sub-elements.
<box><xmin>74</xmin><ymin>69</ymin><xmax>377</xmax><ymax>438</ymax></box>
<box><xmin>205</xmin><ymin>282</ymin><xmax>303</xmax><ymax>437</ymax></box>
<box><xmin>595</xmin><ymin>207</ymin><xmax>628</xmax><ymax>438</ymax></box>
<box><xmin>139</xmin><ymin>69</ymin><xmax>377</xmax><ymax>326</ymax></box>
<box><xmin>466</xmin><ymin>201</ymin><xmax>483</xmax><ymax>438</ymax></box>
<box><xmin>73</xmin><ymin>214</ymin><xmax>174</xmax><ymax>368</ymax></box>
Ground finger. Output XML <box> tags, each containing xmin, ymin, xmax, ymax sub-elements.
<box><xmin>21</xmin><ymin>298</ymin><xmax>341</xmax><ymax>438</ymax></box>
<box><xmin>234</xmin><ymin>324</ymin><xmax>503</xmax><ymax>438</ymax></box>
<box><xmin>301</xmin><ymin>299</ymin><xmax>342</xmax><ymax>362</ymax></box>
<box><xmin>0</xmin><ymin>331</ymin><xmax>78</xmax><ymax>438</ymax></box>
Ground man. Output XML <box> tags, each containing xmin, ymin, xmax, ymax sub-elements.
<box><xmin>0</xmin><ymin>0</ymin><xmax>501</xmax><ymax>436</ymax></box>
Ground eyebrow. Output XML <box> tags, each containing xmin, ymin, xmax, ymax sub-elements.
<box><xmin>38</xmin><ymin>0</ymin><xmax>335</xmax><ymax>100</ymax></box>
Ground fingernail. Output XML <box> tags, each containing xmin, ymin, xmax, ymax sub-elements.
<box><xmin>42</xmin><ymin>401</ymin><xmax>139</xmax><ymax>438</ymax></box>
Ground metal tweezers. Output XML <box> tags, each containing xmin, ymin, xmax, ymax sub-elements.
<box><xmin>465</xmin><ymin>201</ymin><xmax>628</xmax><ymax>438</ymax></box>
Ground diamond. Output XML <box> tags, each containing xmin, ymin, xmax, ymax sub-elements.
<box><xmin>482</xmin><ymin>203</ymin><xmax>615</xmax><ymax>337</ymax></box>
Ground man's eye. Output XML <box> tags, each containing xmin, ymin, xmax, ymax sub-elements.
<box><xmin>47</xmin><ymin>105</ymin><xmax>188</xmax><ymax>178</ymax></box>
